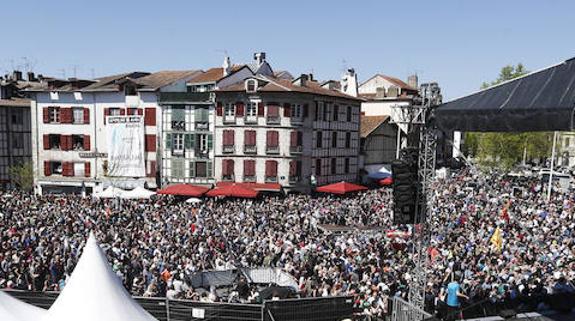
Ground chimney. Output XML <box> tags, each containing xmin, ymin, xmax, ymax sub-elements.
<box><xmin>12</xmin><ymin>70</ymin><xmax>23</xmax><ymax>81</ymax></box>
<box><xmin>27</xmin><ymin>72</ymin><xmax>36</xmax><ymax>82</ymax></box>
<box><xmin>341</xmin><ymin>68</ymin><xmax>358</xmax><ymax>97</ymax></box>
<box><xmin>222</xmin><ymin>55</ymin><xmax>231</xmax><ymax>77</ymax></box>
<box><xmin>253</xmin><ymin>52</ymin><xmax>266</xmax><ymax>66</ymax></box>
<box><xmin>408</xmin><ymin>74</ymin><xmax>418</xmax><ymax>89</ymax></box>
<box><xmin>294</xmin><ymin>74</ymin><xmax>309</xmax><ymax>87</ymax></box>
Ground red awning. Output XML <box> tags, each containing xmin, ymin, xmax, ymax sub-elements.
<box><xmin>378</xmin><ymin>177</ymin><xmax>393</xmax><ymax>186</ymax></box>
<box><xmin>215</xmin><ymin>182</ymin><xmax>282</xmax><ymax>192</ymax></box>
<box><xmin>157</xmin><ymin>184</ymin><xmax>210</xmax><ymax>197</ymax></box>
<box><xmin>206</xmin><ymin>184</ymin><xmax>259</xmax><ymax>198</ymax></box>
<box><xmin>316</xmin><ymin>181</ymin><xmax>368</xmax><ymax>195</ymax></box>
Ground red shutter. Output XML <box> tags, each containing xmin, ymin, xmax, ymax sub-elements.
<box><xmin>137</xmin><ymin>108</ymin><xmax>143</xmax><ymax>116</ymax></box>
<box><xmin>284</xmin><ymin>103</ymin><xmax>291</xmax><ymax>117</ymax></box>
<box><xmin>83</xmin><ymin>135</ymin><xmax>91</xmax><ymax>151</ymax></box>
<box><xmin>104</xmin><ymin>108</ymin><xmax>110</xmax><ymax>124</ymax></box>
<box><xmin>84</xmin><ymin>162</ymin><xmax>91</xmax><ymax>177</ymax></box>
<box><xmin>43</xmin><ymin>135</ymin><xmax>49</xmax><ymax>150</ymax></box>
<box><xmin>61</xmin><ymin>108</ymin><xmax>72</xmax><ymax>123</ymax></box>
<box><xmin>289</xmin><ymin>161</ymin><xmax>297</xmax><ymax>176</ymax></box>
<box><xmin>236</xmin><ymin>102</ymin><xmax>244</xmax><ymax>116</ymax></box>
<box><xmin>257</xmin><ymin>103</ymin><xmax>264</xmax><ymax>116</ymax></box>
<box><xmin>83</xmin><ymin>108</ymin><xmax>90</xmax><ymax>124</ymax></box>
<box><xmin>303</xmin><ymin>104</ymin><xmax>309</xmax><ymax>117</ymax></box>
<box><xmin>244</xmin><ymin>160</ymin><xmax>255</xmax><ymax>176</ymax></box>
<box><xmin>62</xmin><ymin>162</ymin><xmax>72</xmax><ymax>177</ymax></box>
<box><xmin>44</xmin><ymin>161</ymin><xmax>51</xmax><ymax>176</ymax></box>
<box><xmin>270</xmin><ymin>131</ymin><xmax>279</xmax><ymax>147</ymax></box>
<box><xmin>64</xmin><ymin>135</ymin><xmax>71</xmax><ymax>151</ymax></box>
<box><xmin>290</xmin><ymin>131</ymin><xmax>297</xmax><ymax>147</ymax></box>
<box><xmin>144</xmin><ymin>108</ymin><xmax>156</xmax><ymax>126</ymax></box>
<box><xmin>222</xmin><ymin>160</ymin><xmax>228</xmax><ymax>176</ymax></box>
<box><xmin>148</xmin><ymin>161</ymin><xmax>157</xmax><ymax>177</ymax></box>
<box><xmin>120</xmin><ymin>108</ymin><xmax>126</xmax><ymax>116</ymax></box>
<box><xmin>43</xmin><ymin>107</ymin><xmax>50</xmax><ymax>123</ymax></box>
<box><xmin>267</xmin><ymin>105</ymin><xmax>279</xmax><ymax>117</ymax></box>
<box><xmin>145</xmin><ymin>134</ymin><xmax>156</xmax><ymax>152</ymax></box>
<box><xmin>60</xmin><ymin>135</ymin><xmax>67</xmax><ymax>151</ymax></box>
<box><xmin>245</xmin><ymin>130</ymin><xmax>256</xmax><ymax>146</ymax></box>
<box><xmin>265</xmin><ymin>161</ymin><xmax>277</xmax><ymax>177</ymax></box>
<box><xmin>216</xmin><ymin>102</ymin><xmax>223</xmax><ymax>116</ymax></box>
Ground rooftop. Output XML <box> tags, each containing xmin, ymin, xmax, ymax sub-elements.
<box><xmin>360</xmin><ymin>115</ymin><xmax>390</xmax><ymax>138</ymax></box>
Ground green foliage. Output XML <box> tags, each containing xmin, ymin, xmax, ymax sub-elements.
<box><xmin>463</xmin><ymin>64</ymin><xmax>554</xmax><ymax>169</ymax></box>
<box><xmin>8</xmin><ymin>161</ymin><xmax>34</xmax><ymax>191</ymax></box>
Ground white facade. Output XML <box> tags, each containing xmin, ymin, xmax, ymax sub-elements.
<box><xmin>30</xmin><ymin>91</ymin><xmax>160</xmax><ymax>194</ymax></box>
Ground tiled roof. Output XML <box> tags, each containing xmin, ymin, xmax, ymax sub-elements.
<box><xmin>360</xmin><ymin>115</ymin><xmax>390</xmax><ymax>138</ymax></box>
<box><xmin>0</xmin><ymin>97</ymin><xmax>31</xmax><ymax>108</ymax></box>
<box><xmin>360</xmin><ymin>74</ymin><xmax>417</xmax><ymax>91</ymax></box>
<box><xmin>136</xmin><ymin>70</ymin><xmax>202</xmax><ymax>90</ymax></box>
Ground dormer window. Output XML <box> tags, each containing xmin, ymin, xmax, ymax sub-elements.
<box><xmin>245</xmin><ymin>79</ymin><xmax>257</xmax><ymax>93</ymax></box>
<box><xmin>124</xmin><ymin>84</ymin><xmax>137</xmax><ymax>96</ymax></box>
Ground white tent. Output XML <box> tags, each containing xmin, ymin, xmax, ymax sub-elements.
<box><xmin>43</xmin><ymin>233</ymin><xmax>158</xmax><ymax>321</ymax></box>
<box><xmin>0</xmin><ymin>290</ymin><xmax>46</xmax><ymax>321</ymax></box>
<box><xmin>185</xmin><ymin>197</ymin><xmax>202</xmax><ymax>204</ymax></box>
<box><xmin>121</xmin><ymin>187</ymin><xmax>156</xmax><ymax>199</ymax></box>
<box><xmin>93</xmin><ymin>186</ymin><xmax>125</xmax><ymax>199</ymax></box>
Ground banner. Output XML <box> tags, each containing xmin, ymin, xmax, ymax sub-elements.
<box><xmin>106</xmin><ymin>116</ymin><xmax>145</xmax><ymax>177</ymax></box>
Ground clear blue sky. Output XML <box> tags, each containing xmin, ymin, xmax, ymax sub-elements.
<box><xmin>1</xmin><ymin>0</ymin><xmax>573</xmax><ymax>100</ymax></box>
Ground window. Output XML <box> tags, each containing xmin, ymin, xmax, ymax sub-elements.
<box><xmin>49</xmin><ymin>107</ymin><xmax>60</xmax><ymax>123</ymax></box>
<box><xmin>124</xmin><ymin>84</ymin><xmax>137</xmax><ymax>96</ymax></box>
<box><xmin>315</xmin><ymin>159</ymin><xmax>321</xmax><ymax>176</ymax></box>
<box><xmin>195</xmin><ymin>161</ymin><xmax>207</xmax><ymax>178</ymax></box>
<box><xmin>331</xmin><ymin>158</ymin><xmax>337</xmax><ymax>175</ymax></box>
<box><xmin>333</xmin><ymin>105</ymin><xmax>339</xmax><ymax>121</ymax></box>
<box><xmin>346</xmin><ymin>106</ymin><xmax>352</xmax><ymax>122</ymax></box>
<box><xmin>246</xmin><ymin>102</ymin><xmax>257</xmax><ymax>117</ymax></box>
<box><xmin>316</xmin><ymin>131</ymin><xmax>323</xmax><ymax>148</ymax></box>
<box><xmin>266</xmin><ymin>131</ymin><xmax>279</xmax><ymax>153</ymax></box>
<box><xmin>222</xmin><ymin>159</ymin><xmax>234</xmax><ymax>180</ymax></box>
<box><xmin>72</xmin><ymin>135</ymin><xmax>84</xmax><ymax>150</ymax></box>
<box><xmin>345</xmin><ymin>132</ymin><xmax>351</xmax><ymax>148</ymax></box>
<box><xmin>49</xmin><ymin>134</ymin><xmax>61</xmax><ymax>150</ymax></box>
<box><xmin>109</xmin><ymin>108</ymin><xmax>122</xmax><ymax>116</ymax></box>
<box><xmin>266</xmin><ymin>105</ymin><xmax>280</xmax><ymax>123</ymax></box>
<box><xmin>292</xmin><ymin>104</ymin><xmax>302</xmax><ymax>118</ymax></box>
<box><xmin>51</xmin><ymin>161</ymin><xmax>62</xmax><ymax>175</ymax></box>
<box><xmin>72</xmin><ymin>108</ymin><xmax>84</xmax><ymax>124</ymax></box>
<box><xmin>224</xmin><ymin>103</ymin><xmax>235</xmax><ymax>117</ymax></box>
<box><xmin>323</xmin><ymin>103</ymin><xmax>329</xmax><ymax>121</ymax></box>
<box><xmin>244</xmin><ymin>160</ymin><xmax>256</xmax><ymax>181</ymax></box>
<box><xmin>12</xmin><ymin>135</ymin><xmax>23</xmax><ymax>148</ymax></box>
<box><xmin>195</xmin><ymin>107</ymin><xmax>209</xmax><ymax>123</ymax></box>
<box><xmin>172</xmin><ymin>106</ymin><xmax>186</xmax><ymax>130</ymax></box>
<box><xmin>265</xmin><ymin>160</ymin><xmax>278</xmax><ymax>182</ymax></box>
<box><xmin>171</xmin><ymin>159</ymin><xmax>184</xmax><ymax>178</ymax></box>
<box><xmin>74</xmin><ymin>162</ymin><xmax>85</xmax><ymax>177</ymax></box>
<box><xmin>246</xmin><ymin>79</ymin><xmax>257</xmax><ymax>93</ymax></box>
<box><xmin>197</xmin><ymin>134</ymin><xmax>209</xmax><ymax>152</ymax></box>
<box><xmin>331</xmin><ymin>131</ymin><xmax>337</xmax><ymax>148</ymax></box>
<box><xmin>345</xmin><ymin>158</ymin><xmax>350</xmax><ymax>174</ymax></box>
<box><xmin>172</xmin><ymin>133</ymin><xmax>184</xmax><ymax>155</ymax></box>
<box><xmin>11</xmin><ymin>112</ymin><xmax>23</xmax><ymax>125</ymax></box>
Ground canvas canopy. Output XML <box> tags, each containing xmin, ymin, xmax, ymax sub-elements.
<box><xmin>43</xmin><ymin>233</ymin><xmax>158</xmax><ymax>321</ymax></box>
<box><xmin>93</xmin><ymin>186</ymin><xmax>125</xmax><ymax>199</ymax></box>
<box><xmin>156</xmin><ymin>184</ymin><xmax>209</xmax><ymax>197</ymax></box>
<box><xmin>435</xmin><ymin>57</ymin><xmax>575</xmax><ymax>132</ymax></box>
<box><xmin>0</xmin><ymin>290</ymin><xmax>46</xmax><ymax>321</ymax></box>
<box><xmin>316</xmin><ymin>181</ymin><xmax>368</xmax><ymax>195</ymax></box>
<box><xmin>121</xmin><ymin>186</ymin><xmax>156</xmax><ymax>199</ymax></box>
<box><xmin>206</xmin><ymin>184</ymin><xmax>259</xmax><ymax>198</ymax></box>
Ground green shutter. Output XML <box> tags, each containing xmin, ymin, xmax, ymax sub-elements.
<box><xmin>207</xmin><ymin>134</ymin><xmax>213</xmax><ymax>150</ymax></box>
<box><xmin>207</xmin><ymin>161</ymin><xmax>213</xmax><ymax>177</ymax></box>
<box><xmin>166</xmin><ymin>133</ymin><xmax>172</xmax><ymax>148</ymax></box>
<box><xmin>172</xmin><ymin>106</ymin><xmax>185</xmax><ymax>121</ymax></box>
<box><xmin>185</xmin><ymin>134</ymin><xmax>195</xmax><ymax>149</ymax></box>
<box><xmin>189</xmin><ymin>161</ymin><xmax>195</xmax><ymax>177</ymax></box>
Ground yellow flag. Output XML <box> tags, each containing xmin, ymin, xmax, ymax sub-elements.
<box><xmin>490</xmin><ymin>227</ymin><xmax>503</xmax><ymax>252</ymax></box>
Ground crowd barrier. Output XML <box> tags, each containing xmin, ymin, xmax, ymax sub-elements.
<box><xmin>3</xmin><ymin>290</ymin><xmax>353</xmax><ymax>321</ymax></box>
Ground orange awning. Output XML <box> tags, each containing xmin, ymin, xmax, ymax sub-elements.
<box><xmin>157</xmin><ymin>184</ymin><xmax>210</xmax><ymax>197</ymax></box>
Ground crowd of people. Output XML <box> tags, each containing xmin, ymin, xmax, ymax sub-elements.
<box><xmin>0</xmin><ymin>168</ymin><xmax>574</xmax><ymax>320</ymax></box>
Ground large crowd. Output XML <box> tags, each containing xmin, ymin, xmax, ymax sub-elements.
<box><xmin>1</xmin><ymin>169</ymin><xmax>574</xmax><ymax>320</ymax></box>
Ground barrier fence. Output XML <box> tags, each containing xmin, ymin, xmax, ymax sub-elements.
<box><xmin>4</xmin><ymin>290</ymin><xmax>353</xmax><ymax>321</ymax></box>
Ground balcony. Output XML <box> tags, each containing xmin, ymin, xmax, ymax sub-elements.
<box><xmin>222</xmin><ymin>175</ymin><xmax>234</xmax><ymax>181</ymax></box>
<box><xmin>195</xmin><ymin>149</ymin><xmax>210</xmax><ymax>159</ymax></box>
<box><xmin>195</xmin><ymin>122</ymin><xmax>209</xmax><ymax>131</ymax></box>
<box><xmin>265</xmin><ymin>176</ymin><xmax>278</xmax><ymax>183</ymax></box>
<box><xmin>289</xmin><ymin>176</ymin><xmax>301</xmax><ymax>184</ymax></box>
<box><xmin>243</xmin><ymin>175</ymin><xmax>256</xmax><ymax>182</ymax></box>
<box><xmin>266</xmin><ymin>146</ymin><xmax>279</xmax><ymax>154</ymax></box>
<box><xmin>159</xmin><ymin>92</ymin><xmax>212</xmax><ymax>103</ymax></box>
<box><xmin>223</xmin><ymin>115</ymin><xmax>236</xmax><ymax>124</ymax></box>
<box><xmin>222</xmin><ymin>145</ymin><xmax>235</xmax><ymax>154</ymax></box>
<box><xmin>266</xmin><ymin>116</ymin><xmax>280</xmax><ymax>124</ymax></box>
<box><xmin>245</xmin><ymin>115</ymin><xmax>258</xmax><ymax>124</ymax></box>
<box><xmin>291</xmin><ymin>116</ymin><xmax>303</xmax><ymax>124</ymax></box>
<box><xmin>244</xmin><ymin>145</ymin><xmax>257</xmax><ymax>154</ymax></box>
<box><xmin>290</xmin><ymin>146</ymin><xmax>303</xmax><ymax>154</ymax></box>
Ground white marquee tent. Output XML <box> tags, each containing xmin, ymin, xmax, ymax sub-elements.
<box><xmin>0</xmin><ymin>290</ymin><xmax>46</xmax><ymax>321</ymax></box>
<box><xmin>93</xmin><ymin>186</ymin><xmax>126</xmax><ymax>199</ymax></box>
<box><xmin>121</xmin><ymin>187</ymin><xmax>156</xmax><ymax>199</ymax></box>
<box><xmin>43</xmin><ymin>232</ymin><xmax>158</xmax><ymax>321</ymax></box>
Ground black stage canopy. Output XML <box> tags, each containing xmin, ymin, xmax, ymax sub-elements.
<box><xmin>435</xmin><ymin>57</ymin><xmax>575</xmax><ymax>132</ymax></box>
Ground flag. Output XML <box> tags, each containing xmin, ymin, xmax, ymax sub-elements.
<box><xmin>490</xmin><ymin>227</ymin><xmax>503</xmax><ymax>252</ymax></box>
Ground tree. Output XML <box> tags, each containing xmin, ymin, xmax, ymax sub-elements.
<box><xmin>8</xmin><ymin>161</ymin><xmax>34</xmax><ymax>191</ymax></box>
<box><xmin>463</xmin><ymin>64</ymin><xmax>553</xmax><ymax>169</ymax></box>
